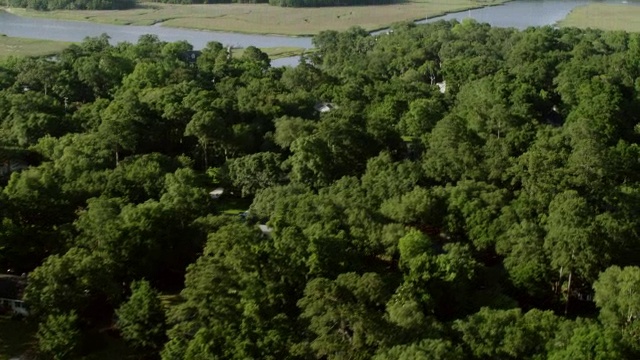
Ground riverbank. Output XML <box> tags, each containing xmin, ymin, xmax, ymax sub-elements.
<box><xmin>0</xmin><ymin>34</ymin><xmax>72</xmax><ymax>59</ymax></box>
<box><xmin>558</xmin><ymin>3</ymin><xmax>640</xmax><ymax>32</ymax></box>
<box><xmin>0</xmin><ymin>33</ymin><xmax>304</xmax><ymax>60</ymax></box>
<box><xmin>2</xmin><ymin>0</ymin><xmax>507</xmax><ymax>36</ymax></box>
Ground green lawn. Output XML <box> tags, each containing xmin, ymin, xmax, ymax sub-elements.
<box><xmin>233</xmin><ymin>46</ymin><xmax>306</xmax><ymax>60</ymax></box>
<box><xmin>216</xmin><ymin>196</ymin><xmax>252</xmax><ymax>215</ymax></box>
<box><xmin>79</xmin><ymin>333</ymin><xmax>138</xmax><ymax>360</ymax></box>
<box><xmin>159</xmin><ymin>294</ymin><xmax>184</xmax><ymax>309</ymax></box>
<box><xmin>0</xmin><ymin>315</ymin><xmax>36</xmax><ymax>360</ymax></box>
<box><xmin>0</xmin><ymin>34</ymin><xmax>72</xmax><ymax>59</ymax></box>
<box><xmin>4</xmin><ymin>0</ymin><xmax>507</xmax><ymax>36</ymax></box>
<box><xmin>558</xmin><ymin>3</ymin><xmax>640</xmax><ymax>33</ymax></box>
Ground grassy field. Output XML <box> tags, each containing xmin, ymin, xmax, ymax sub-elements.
<box><xmin>558</xmin><ymin>3</ymin><xmax>640</xmax><ymax>33</ymax></box>
<box><xmin>0</xmin><ymin>315</ymin><xmax>36</xmax><ymax>360</ymax></box>
<box><xmin>0</xmin><ymin>33</ymin><xmax>301</xmax><ymax>59</ymax></box>
<box><xmin>0</xmin><ymin>34</ymin><xmax>72</xmax><ymax>59</ymax></box>
<box><xmin>234</xmin><ymin>46</ymin><xmax>305</xmax><ymax>59</ymax></box>
<box><xmin>5</xmin><ymin>0</ymin><xmax>507</xmax><ymax>36</ymax></box>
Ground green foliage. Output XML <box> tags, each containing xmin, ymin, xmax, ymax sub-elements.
<box><xmin>373</xmin><ymin>339</ymin><xmax>465</xmax><ymax>360</ymax></box>
<box><xmin>36</xmin><ymin>312</ymin><xmax>82</xmax><ymax>360</ymax></box>
<box><xmin>9</xmin><ymin>0</ymin><xmax>136</xmax><ymax>10</ymax></box>
<box><xmin>226</xmin><ymin>152</ymin><xmax>286</xmax><ymax>197</ymax></box>
<box><xmin>116</xmin><ymin>280</ymin><xmax>167</xmax><ymax>351</ymax></box>
<box><xmin>24</xmin><ymin>247</ymin><xmax>119</xmax><ymax>319</ymax></box>
<box><xmin>298</xmin><ymin>273</ymin><xmax>393</xmax><ymax>360</ymax></box>
<box><xmin>546</xmin><ymin>320</ymin><xmax>625</xmax><ymax>360</ymax></box>
<box><xmin>454</xmin><ymin>308</ymin><xmax>561</xmax><ymax>359</ymax></box>
<box><xmin>594</xmin><ymin>266</ymin><xmax>640</xmax><ymax>347</ymax></box>
<box><xmin>6</xmin><ymin>20</ymin><xmax>640</xmax><ymax>360</ymax></box>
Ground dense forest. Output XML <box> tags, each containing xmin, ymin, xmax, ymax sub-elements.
<box><xmin>6</xmin><ymin>0</ymin><xmax>400</xmax><ymax>10</ymax></box>
<box><xmin>8</xmin><ymin>0</ymin><xmax>136</xmax><ymax>11</ymax></box>
<box><xmin>2</xmin><ymin>20</ymin><xmax>640</xmax><ymax>358</ymax></box>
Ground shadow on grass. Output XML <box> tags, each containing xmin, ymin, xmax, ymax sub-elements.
<box><xmin>80</xmin><ymin>329</ymin><xmax>139</xmax><ymax>360</ymax></box>
<box><xmin>215</xmin><ymin>195</ymin><xmax>253</xmax><ymax>216</ymax></box>
<box><xmin>0</xmin><ymin>315</ymin><xmax>36</xmax><ymax>360</ymax></box>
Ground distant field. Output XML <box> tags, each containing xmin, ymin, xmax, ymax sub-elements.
<box><xmin>558</xmin><ymin>3</ymin><xmax>640</xmax><ymax>33</ymax></box>
<box><xmin>0</xmin><ymin>35</ymin><xmax>72</xmax><ymax>59</ymax></box>
<box><xmin>0</xmin><ymin>34</ymin><xmax>302</xmax><ymax>60</ymax></box>
<box><xmin>5</xmin><ymin>0</ymin><xmax>506</xmax><ymax>35</ymax></box>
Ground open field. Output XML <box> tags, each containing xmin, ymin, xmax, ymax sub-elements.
<box><xmin>0</xmin><ymin>35</ymin><xmax>72</xmax><ymax>59</ymax></box>
<box><xmin>558</xmin><ymin>3</ymin><xmax>640</xmax><ymax>33</ymax></box>
<box><xmin>5</xmin><ymin>0</ymin><xmax>506</xmax><ymax>35</ymax></box>
<box><xmin>0</xmin><ymin>34</ymin><xmax>301</xmax><ymax>59</ymax></box>
<box><xmin>0</xmin><ymin>315</ymin><xmax>36</xmax><ymax>360</ymax></box>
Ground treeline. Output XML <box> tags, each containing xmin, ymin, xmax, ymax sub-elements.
<box><xmin>6</xmin><ymin>0</ymin><xmax>406</xmax><ymax>9</ymax></box>
<box><xmin>8</xmin><ymin>0</ymin><xmax>136</xmax><ymax>10</ymax></box>
<box><xmin>153</xmin><ymin>0</ymin><xmax>266</xmax><ymax>4</ymax></box>
<box><xmin>3</xmin><ymin>21</ymin><xmax>640</xmax><ymax>359</ymax></box>
<box><xmin>268</xmin><ymin>0</ymin><xmax>399</xmax><ymax>7</ymax></box>
<box><xmin>151</xmin><ymin>0</ymin><xmax>396</xmax><ymax>6</ymax></box>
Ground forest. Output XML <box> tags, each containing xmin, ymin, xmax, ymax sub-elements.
<box><xmin>8</xmin><ymin>0</ymin><xmax>136</xmax><ymax>11</ymax></box>
<box><xmin>6</xmin><ymin>0</ymin><xmax>399</xmax><ymax>9</ymax></box>
<box><xmin>2</xmin><ymin>19</ymin><xmax>640</xmax><ymax>358</ymax></box>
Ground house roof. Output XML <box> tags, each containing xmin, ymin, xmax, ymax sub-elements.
<box><xmin>209</xmin><ymin>187</ymin><xmax>224</xmax><ymax>199</ymax></box>
<box><xmin>314</xmin><ymin>102</ymin><xmax>337</xmax><ymax>113</ymax></box>
<box><xmin>258</xmin><ymin>224</ymin><xmax>273</xmax><ymax>236</ymax></box>
<box><xmin>0</xmin><ymin>275</ymin><xmax>26</xmax><ymax>300</ymax></box>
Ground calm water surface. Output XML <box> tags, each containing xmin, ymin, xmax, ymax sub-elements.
<box><xmin>420</xmin><ymin>0</ymin><xmax>640</xmax><ymax>28</ymax></box>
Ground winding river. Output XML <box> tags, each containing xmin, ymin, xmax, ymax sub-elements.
<box><xmin>1</xmin><ymin>0</ymin><xmax>639</xmax><ymax>66</ymax></box>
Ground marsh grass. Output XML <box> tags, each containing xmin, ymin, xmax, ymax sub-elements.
<box><xmin>5</xmin><ymin>0</ymin><xmax>506</xmax><ymax>35</ymax></box>
<box><xmin>0</xmin><ymin>34</ymin><xmax>72</xmax><ymax>58</ymax></box>
<box><xmin>558</xmin><ymin>3</ymin><xmax>640</xmax><ymax>33</ymax></box>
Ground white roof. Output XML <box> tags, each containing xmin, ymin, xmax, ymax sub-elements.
<box><xmin>258</xmin><ymin>224</ymin><xmax>273</xmax><ymax>236</ymax></box>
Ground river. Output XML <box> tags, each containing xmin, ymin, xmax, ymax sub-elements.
<box><xmin>1</xmin><ymin>0</ymin><xmax>639</xmax><ymax>66</ymax></box>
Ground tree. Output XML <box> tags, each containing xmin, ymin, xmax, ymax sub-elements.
<box><xmin>544</xmin><ymin>190</ymin><xmax>603</xmax><ymax>313</ymax></box>
<box><xmin>546</xmin><ymin>320</ymin><xmax>624</xmax><ymax>360</ymax></box>
<box><xmin>454</xmin><ymin>308</ymin><xmax>561</xmax><ymax>360</ymax></box>
<box><xmin>24</xmin><ymin>247</ymin><xmax>119</xmax><ymax>321</ymax></box>
<box><xmin>273</xmin><ymin>116</ymin><xmax>317</xmax><ymax>149</ymax></box>
<box><xmin>594</xmin><ymin>266</ymin><xmax>640</xmax><ymax>347</ymax></box>
<box><xmin>373</xmin><ymin>339</ymin><xmax>465</xmax><ymax>360</ymax></box>
<box><xmin>297</xmin><ymin>273</ymin><xmax>393</xmax><ymax>360</ymax></box>
<box><xmin>397</xmin><ymin>98</ymin><xmax>446</xmax><ymax>138</ymax></box>
<box><xmin>226</xmin><ymin>152</ymin><xmax>286</xmax><ymax>197</ymax></box>
<box><xmin>98</xmin><ymin>90</ymin><xmax>149</xmax><ymax>165</ymax></box>
<box><xmin>395</xmin><ymin>230</ymin><xmax>477</xmax><ymax>319</ymax></box>
<box><xmin>422</xmin><ymin>115</ymin><xmax>482</xmax><ymax>183</ymax></box>
<box><xmin>184</xmin><ymin>110</ymin><xmax>226</xmax><ymax>168</ymax></box>
<box><xmin>116</xmin><ymin>280</ymin><xmax>168</xmax><ymax>351</ymax></box>
<box><xmin>496</xmin><ymin>220</ymin><xmax>552</xmax><ymax>299</ymax></box>
<box><xmin>105</xmin><ymin>153</ymin><xmax>180</xmax><ymax>203</ymax></box>
<box><xmin>37</xmin><ymin>312</ymin><xmax>82</xmax><ymax>360</ymax></box>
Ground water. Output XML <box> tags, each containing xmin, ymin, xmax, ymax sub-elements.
<box><xmin>1</xmin><ymin>0</ymin><xmax>639</xmax><ymax>66</ymax></box>
<box><xmin>0</xmin><ymin>10</ymin><xmax>312</xmax><ymax>66</ymax></box>
<box><xmin>419</xmin><ymin>0</ymin><xmax>640</xmax><ymax>29</ymax></box>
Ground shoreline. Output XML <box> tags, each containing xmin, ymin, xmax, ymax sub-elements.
<box><xmin>1</xmin><ymin>0</ymin><xmax>509</xmax><ymax>37</ymax></box>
